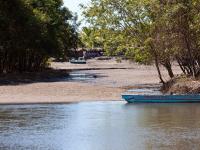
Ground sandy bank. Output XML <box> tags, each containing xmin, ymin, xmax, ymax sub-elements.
<box><xmin>0</xmin><ymin>59</ymin><xmax>181</xmax><ymax>104</ymax></box>
<box><xmin>162</xmin><ymin>75</ymin><xmax>200</xmax><ymax>94</ymax></box>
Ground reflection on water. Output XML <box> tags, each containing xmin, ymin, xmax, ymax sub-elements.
<box><xmin>67</xmin><ymin>72</ymin><xmax>97</xmax><ymax>81</ymax></box>
<box><xmin>0</xmin><ymin>102</ymin><xmax>200</xmax><ymax>150</ymax></box>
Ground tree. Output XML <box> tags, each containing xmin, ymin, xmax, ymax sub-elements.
<box><xmin>82</xmin><ymin>0</ymin><xmax>200</xmax><ymax>82</ymax></box>
<box><xmin>0</xmin><ymin>0</ymin><xmax>78</xmax><ymax>73</ymax></box>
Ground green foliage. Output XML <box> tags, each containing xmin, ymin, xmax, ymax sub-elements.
<box><xmin>81</xmin><ymin>0</ymin><xmax>153</xmax><ymax>63</ymax></box>
<box><xmin>126</xmin><ymin>47</ymin><xmax>152</xmax><ymax>65</ymax></box>
<box><xmin>115</xmin><ymin>57</ymin><xmax>122</xmax><ymax>63</ymax></box>
<box><xmin>80</xmin><ymin>27</ymin><xmax>104</xmax><ymax>48</ymax></box>
<box><xmin>0</xmin><ymin>0</ymin><xmax>78</xmax><ymax>73</ymax></box>
<box><xmin>82</xmin><ymin>0</ymin><xmax>200</xmax><ymax>79</ymax></box>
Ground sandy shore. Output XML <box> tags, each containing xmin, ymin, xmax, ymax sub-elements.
<box><xmin>0</xmin><ymin>58</ymin><xmax>181</xmax><ymax>104</ymax></box>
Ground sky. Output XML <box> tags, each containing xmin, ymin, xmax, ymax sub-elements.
<box><xmin>63</xmin><ymin>0</ymin><xmax>90</xmax><ymax>23</ymax></box>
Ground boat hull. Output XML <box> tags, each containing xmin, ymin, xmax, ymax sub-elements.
<box><xmin>122</xmin><ymin>94</ymin><xmax>200</xmax><ymax>103</ymax></box>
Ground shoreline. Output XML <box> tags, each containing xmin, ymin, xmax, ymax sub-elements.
<box><xmin>0</xmin><ymin>100</ymin><xmax>123</xmax><ymax>105</ymax></box>
<box><xmin>0</xmin><ymin>59</ymin><xmax>182</xmax><ymax>104</ymax></box>
<box><xmin>162</xmin><ymin>75</ymin><xmax>200</xmax><ymax>94</ymax></box>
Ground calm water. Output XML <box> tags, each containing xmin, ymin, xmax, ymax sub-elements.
<box><xmin>0</xmin><ymin>102</ymin><xmax>200</xmax><ymax>150</ymax></box>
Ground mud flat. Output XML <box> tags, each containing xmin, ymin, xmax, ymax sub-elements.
<box><xmin>0</xmin><ymin>59</ymin><xmax>181</xmax><ymax>104</ymax></box>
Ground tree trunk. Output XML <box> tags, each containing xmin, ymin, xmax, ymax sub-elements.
<box><xmin>150</xmin><ymin>43</ymin><xmax>165</xmax><ymax>84</ymax></box>
<box><xmin>177</xmin><ymin>58</ymin><xmax>186</xmax><ymax>74</ymax></box>
<box><xmin>163</xmin><ymin>61</ymin><xmax>174</xmax><ymax>78</ymax></box>
<box><xmin>154</xmin><ymin>54</ymin><xmax>165</xmax><ymax>84</ymax></box>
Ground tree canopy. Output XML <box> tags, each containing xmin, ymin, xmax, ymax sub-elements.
<box><xmin>0</xmin><ymin>0</ymin><xmax>78</xmax><ymax>73</ymax></box>
<box><xmin>82</xmin><ymin>0</ymin><xmax>200</xmax><ymax>82</ymax></box>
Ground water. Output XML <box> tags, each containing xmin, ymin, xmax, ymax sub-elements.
<box><xmin>0</xmin><ymin>102</ymin><xmax>200</xmax><ymax>150</ymax></box>
<box><xmin>68</xmin><ymin>72</ymin><xmax>97</xmax><ymax>81</ymax></box>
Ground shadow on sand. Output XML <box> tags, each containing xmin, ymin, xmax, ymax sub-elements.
<box><xmin>0</xmin><ymin>69</ymin><xmax>107</xmax><ymax>86</ymax></box>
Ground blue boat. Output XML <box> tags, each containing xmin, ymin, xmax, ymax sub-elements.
<box><xmin>122</xmin><ymin>94</ymin><xmax>200</xmax><ymax>103</ymax></box>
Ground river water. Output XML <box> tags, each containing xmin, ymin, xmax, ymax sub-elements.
<box><xmin>0</xmin><ymin>102</ymin><xmax>200</xmax><ymax>150</ymax></box>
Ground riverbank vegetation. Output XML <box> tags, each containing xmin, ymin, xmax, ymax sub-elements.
<box><xmin>0</xmin><ymin>0</ymin><xmax>78</xmax><ymax>73</ymax></box>
<box><xmin>81</xmin><ymin>0</ymin><xmax>200</xmax><ymax>86</ymax></box>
